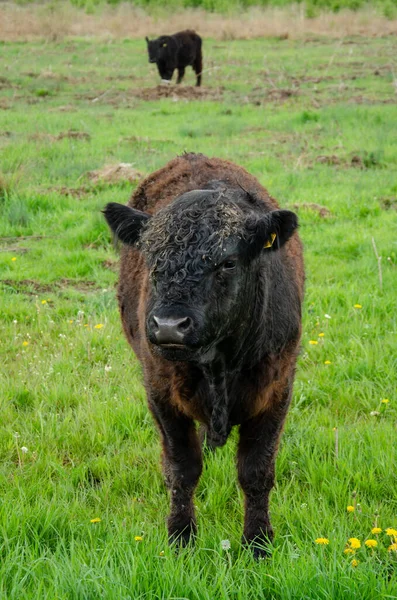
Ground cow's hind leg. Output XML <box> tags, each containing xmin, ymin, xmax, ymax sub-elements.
<box><xmin>176</xmin><ymin>67</ymin><xmax>185</xmax><ymax>84</ymax></box>
<box><xmin>150</xmin><ymin>398</ymin><xmax>202</xmax><ymax>546</ymax></box>
<box><xmin>193</xmin><ymin>47</ymin><xmax>202</xmax><ymax>86</ymax></box>
<box><xmin>237</xmin><ymin>385</ymin><xmax>292</xmax><ymax>558</ymax></box>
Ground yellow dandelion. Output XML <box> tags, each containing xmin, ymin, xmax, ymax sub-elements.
<box><xmin>351</xmin><ymin>559</ymin><xmax>359</xmax><ymax>568</ymax></box>
<box><xmin>69</xmin><ymin>320</ymin><xmax>73</xmax><ymax>324</ymax></box>
<box><xmin>94</xmin><ymin>323</ymin><xmax>104</xmax><ymax>329</ymax></box>
<box><xmin>385</xmin><ymin>528</ymin><xmax>397</xmax><ymax>537</ymax></box>
<box><xmin>371</xmin><ymin>527</ymin><xmax>382</xmax><ymax>534</ymax></box>
<box><xmin>381</xmin><ymin>399</ymin><xmax>389</xmax><ymax>404</ymax></box>
<box><xmin>348</xmin><ymin>538</ymin><xmax>361</xmax><ymax>549</ymax></box>
<box><xmin>354</xmin><ymin>304</ymin><xmax>362</xmax><ymax>309</ymax></box>
<box><xmin>344</xmin><ymin>548</ymin><xmax>355</xmax><ymax>555</ymax></box>
<box><xmin>315</xmin><ymin>538</ymin><xmax>329</xmax><ymax>545</ymax></box>
<box><xmin>41</xmin><ymin>300</ymin><xmax>47</xmax><ymax>305</ymax></box>
<box><xmin>365</xmin><ymin>539</ymin><xmax>378</xmax><ymax>548</ymax></box>
<box><xmin>324</xmin><ymin>360</ymin><xmax>332</xmax><ymax>365</ymax></box>
<box><xmin>84</xmin><ymin>324</ymin><xmax>89</xmax><ymax>328</ymax></box>
<box><xmin>318</xmin><ymin>333</ymin><xmax>325</xmax><ymax>337</ymax></box>
<box><xmin>22</xmin><ymin>341</ymin><xmax>29</xmax><ymax>347</ymax></box>
<box><xmin>347</xmin><ymin>506</ymin><xmax>355</xmax><ymax>513</ymax></box>
<box><xmin>159</xmin><ymin>550</ymin><xmax>165</xmax><ymax>556</ymax></box>
<box><xmin>134</xmin><ymin>536</ymin><xmax>143</xmax><ymax>542</ymax></box>
<box><xmin>11</xmin><ymin>257</ymin><xmax>17</xmax><ymax>262</ymax></box>
<box><xmin>309</xmin><ymin>340</ymin><xmax>318</xmax><ymax>345</ymax></box>
<box><xmin>90</xmin><ymin>518</ymin><xmax>101</xmax><ymax>524</ymax></box>
<box><xmin>388</xmin><ymin>543</ymin><xmax>397</xmax><ymax>552</ymax></box>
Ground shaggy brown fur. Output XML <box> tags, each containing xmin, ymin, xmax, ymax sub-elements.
<box><xmin>105</xmin><ymin>153</ymin><xmax>304</xmax><ymax>557</ymax></box>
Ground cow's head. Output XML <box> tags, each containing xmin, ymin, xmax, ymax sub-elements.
<box><xmin>145</xmin><ymin>35</ymin><xmax>172</xmax><ymax>64</ymax></box>
<box><xmin>104</xmin><ymin>188</ymin><xmax>298</xmax><ymax>363</ymax></box>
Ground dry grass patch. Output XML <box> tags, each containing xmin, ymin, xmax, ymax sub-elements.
<box><xmin>291</xmin><ymin>202</ymin><xmax>331</xmax><ymax>218</ymax></box>
<box><xmin>1</xmin><ymin>3</ymin><xmax>397</xmax><ymax>42</ymax></box>
<box><xmin>133</xmin><ymin>84</ymin><xmax>223</xmax><ymax>102</ymax></box>
<box><xmin>86</xmin><ymin>163</ymin><xmax>143</xmax><ymax>184</ymax></box>
<box><xmin>29</xmin><ymin>131</ymin><xmax>91</xmax><ymax>142</ymax></box>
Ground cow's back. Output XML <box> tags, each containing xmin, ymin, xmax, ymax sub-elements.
<box><xmin>130</xmin><ymin>153</ymin><xmax>278</xmax><ymax>214</ymax></box>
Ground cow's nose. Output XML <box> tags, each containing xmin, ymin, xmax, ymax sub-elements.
<box><xmin>151</xmin><ymin>315</ymin><xmax>193</xmax><ymax>345</ymax></box>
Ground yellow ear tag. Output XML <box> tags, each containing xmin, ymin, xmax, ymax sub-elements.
<box><xmin>264</xmin><ymin>232</ymin><xmax>276</xmax><ymax>249</ymax></box>
<box><xmin>163</xmin><ymin>43</ymin><xmax>167</xmax><ymax>47</ymax></box>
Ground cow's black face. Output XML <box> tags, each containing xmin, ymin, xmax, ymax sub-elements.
<box><xmin>145</xmin><ymin>36</ymin><xmax>170</xmax><ymax>64</ymax></box>
<box><xmin>103</xmin><ymin>189</ymin><xmax>298</xmax><ymax>363</ymax></box>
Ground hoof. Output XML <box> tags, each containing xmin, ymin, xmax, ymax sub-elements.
<box><xmin>243</xmin><ymin>531</ymin><xmax>273</xmax><ymax>559</ymax></box>
<box><xmin>168</xmin><ymin>517</ymin><xmax>196</xmax><ymax>548</ymax></box>
<box><xmin>169</xmin><ymin>526</ymin><xmax>195</xmax><ymax>548</ymax></box>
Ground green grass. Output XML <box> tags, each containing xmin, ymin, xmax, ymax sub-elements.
<box><xmin>0</xmin><ymin>34</ymin><xmax>396</xmax><ymax>599</ymax></box>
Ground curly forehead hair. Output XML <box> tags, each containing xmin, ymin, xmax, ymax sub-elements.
<box><xmin>138</xmin><ymin>191</ymin><xmax>245</xmax><ymax>287</ymax></box>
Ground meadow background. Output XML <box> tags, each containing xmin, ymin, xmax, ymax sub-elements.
<box><xmin>0</xmin><ymin>2</ymin><xmax>397</xmax><ymax>598</ymax></box>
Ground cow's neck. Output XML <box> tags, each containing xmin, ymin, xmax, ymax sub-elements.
<box><xmin>202</xmin><ymin>358</ymin><xmax>231</xmax><ymax>447</ymax></box>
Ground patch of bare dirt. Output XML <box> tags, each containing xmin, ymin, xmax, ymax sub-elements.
<box><xmin>28</xmin><ymin>130</ymin><xmax>88</xmax><ymax>143</ymax></box>
<box><xmin>0</xmin><ymin>100</ymin><xmax>11</xmax><ymax>110</ymax></box>
<box><xmin>59</xmin><ymin>278</ymin><xmax>99</xmax><ymax>292</ymax></box>
<box><xmin>0</xmin><ymin>246</ymin><xmax>29</xmax><ymax>255</ymax></box>
<box><xmin>0</xmin><ymin>279</ymin><xmax>55</xmax><ymax>295</ymax></box>
<box><xmin>379</xmin><ymin>196</ymin><xmax>397</xmax><ymax>210</ymax></box>
<box><xmin>86</xmin><ymin>163</ymin><xmax>143</xmax><ymax>184</ymax></box>
<box><xmin>249</xmin><ymin>87</ymin><xmax>298</xmax><ymax>105</ymax></box>
<box><xmin>105</xmin><ymin>74</ymin><xmax>136</xmax><ymax>82</ymax></box>
<box><xmin>0</xmin><ymin>76</ymin><xmax>13</xmax><ymax>89</ymax></box>
<box><xmin>102</xmin><ymin>258</ymin><xmax>119</xmax><ymax>272</ymax></box>
<box><xmin>49</xmin><ymin>105</ymin><xmax>77</xmax><ymax>113</ymax></box>
<box><xmin>29</xmin><ymin>130</ymin><xmax>90</xmax><ymax>142</ymax></box>
<box><xmin>315</xmin><ymin>152</ymin><xmax>384</xmax><ymax>169</ymax></box>
<box><xmin>0</xmin><ymin>278</ymin><xmax>101</xmax><ymax>295</ymax></box>
<box><xmin>292</xmin><ymin>203</ymin><xmax>331</xmax><ymax>218</ymax></box>
<box><xmin>57</xmin><ymin>130</ymin><xmax>91</xmax><ymax>141</ymax></box>
<box><xmin>316</xmin><ymin>155</ymin><xmax>343</xmax><ymax>166</ymax></box>
<box><xmin>50</xmin><ymin>185</ymin><xmax>91</xmax><ymax>199</ymax></box>
<box><xmin>133</xmin><ymin>85</ymin><xmax>223</xmax><ymax>102</ymax></box>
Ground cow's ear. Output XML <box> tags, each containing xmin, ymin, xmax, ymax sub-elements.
<box><xmin>103</xmin><ymin>203</ymin><xmax>151</xmax><ymax>246</ymax></box>
<box><xmin>145</xmin><ymin>36</ymin><xmax>149</xmax><ymax>44</ymax></box>
<box><xmin>242</xmin><ymin>210</ymin><xmax>298</xmax><ymax>259</ymax></box>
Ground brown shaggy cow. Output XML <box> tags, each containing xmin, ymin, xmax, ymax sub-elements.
<box><xmin>103</xmin><ymin>153</ymin><xmax>304</xmax><ymax>557</ymax></box>
<box><xmin>145</xmin><ymin>30</ymin><xmax>203</xmax><ymax>86</ymax></box>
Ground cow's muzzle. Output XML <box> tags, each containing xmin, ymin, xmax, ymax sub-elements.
<box><xmin>150</xmin><ymin>315</ymin><xmax>193</xmax><ymax>346</ymax></box>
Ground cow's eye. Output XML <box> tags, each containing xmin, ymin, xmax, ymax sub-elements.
<box><xmin>222</xmin><ymin>259</ymin><xmax>237</xmax><ymax>272</ymax></box>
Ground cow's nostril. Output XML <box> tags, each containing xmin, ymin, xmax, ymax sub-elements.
<box><xmin>150</xmin><ymin>315</ymin><xmax>194</xmax><ymax>345</ymax></box>
<box><xmin>177</xmin><ymin>317</ymin><xmax>192</xmax><ymax>332</ymax></box>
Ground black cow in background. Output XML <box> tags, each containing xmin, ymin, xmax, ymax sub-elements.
<box><xmin>145</xmin><ymin>30</ymin><xmax>202</xmax><ymax>87</ymax></box>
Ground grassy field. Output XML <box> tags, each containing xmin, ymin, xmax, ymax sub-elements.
<box><xmin>0</xmin><ymin>30</ymin><xmax>397</xmax><ymax>599</ymax></box>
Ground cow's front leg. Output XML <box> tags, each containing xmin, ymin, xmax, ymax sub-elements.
<box><xmin>176</xmin><ymin>67</ymin><xmax>185</xmax><ymax>84</ymax></box>
<box><xmin>237</xmin><ymin>385</ymin><xmax>291</xmax><ymax>558</ymax></box>
<box><xmin>150</xmin><ymin>397</ymin><xmax>202</xmax><ymax>546</ymax></box>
